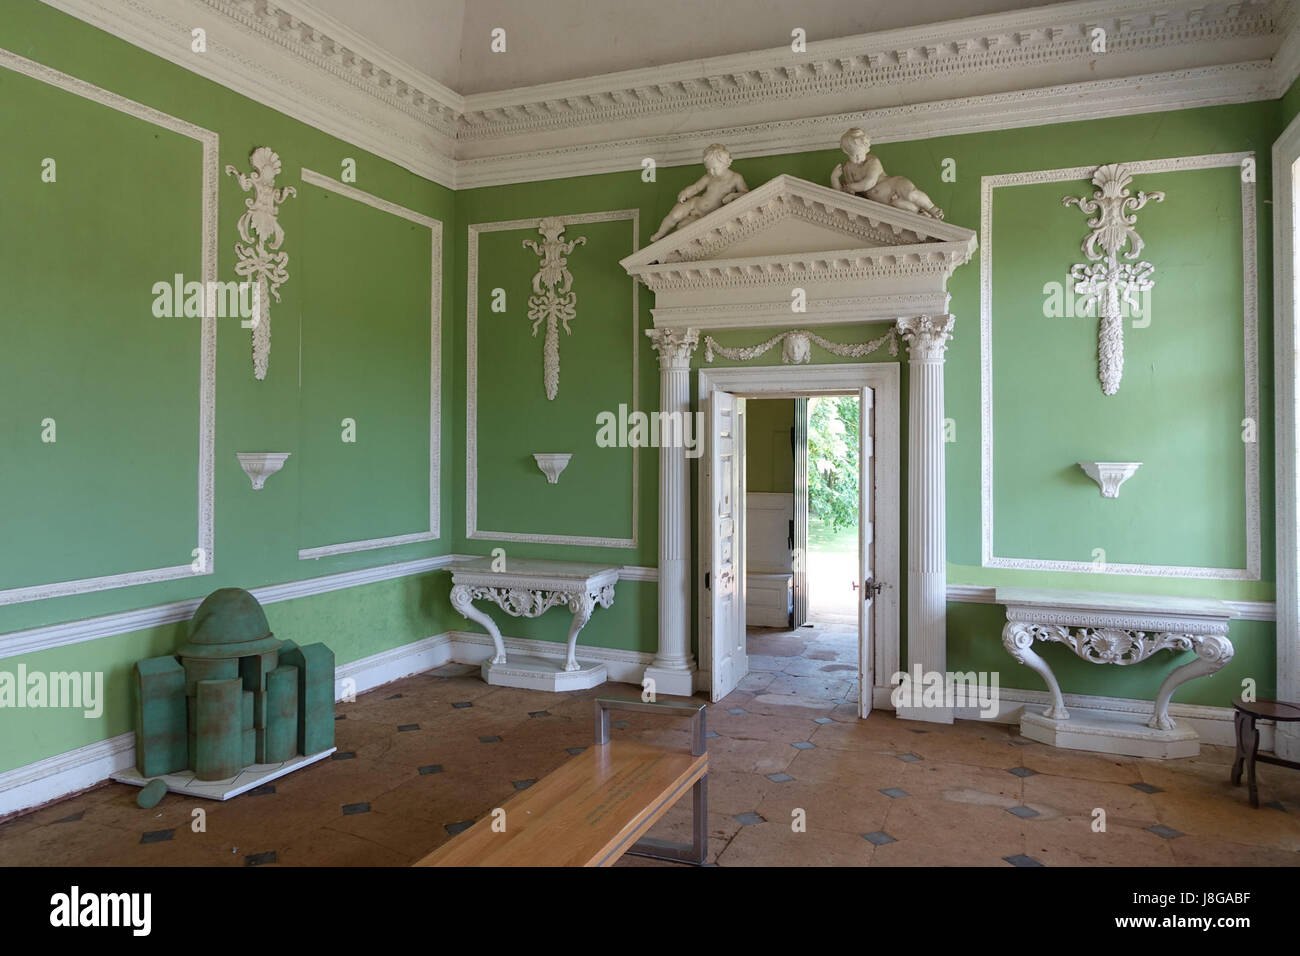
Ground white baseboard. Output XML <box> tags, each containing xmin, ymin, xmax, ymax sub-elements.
<box><xmin>0</xmin><ymin>731</ymin><xmax>135</xmax><ymax>821</ymax></box>
<box><xmin>0</xmin><ymin>628</ymin><xmax>655</xmax><ymax>817</ymax></box>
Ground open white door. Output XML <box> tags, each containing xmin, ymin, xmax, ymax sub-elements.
<box><xmin>859</xmin><ymin>388</ymin><xmax>876</xmax><ymax>717</ymax></box>
<box><xmin>792</xmin><ymin>398</ymin><xmax>809</xmax><ymax>627</ymax></box>
<box><xmin>705</xmin><ymin>388</ymin><xmax>747</xmax><ymax>701</ymax></box>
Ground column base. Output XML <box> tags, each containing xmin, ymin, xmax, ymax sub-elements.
<box><xmin>642</xmin><ymin>664</ymin><xmax>696</xmax><ymax>699</ymax></box>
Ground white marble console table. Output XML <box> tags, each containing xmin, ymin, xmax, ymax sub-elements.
<box><xmin>448</xmin><ymin>558</ymin><xmax>620</xmax><ymax>692</ymax></box>
<box><xmin>997</xmin><ymin>588</ymin><xmax>1235</xmax><ymax>758</ymax></box>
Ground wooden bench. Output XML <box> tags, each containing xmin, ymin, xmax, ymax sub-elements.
<box><xmin>415</xmin><ymin>698</ymin><xmax>708</xmax><ymax>867</ymax></box>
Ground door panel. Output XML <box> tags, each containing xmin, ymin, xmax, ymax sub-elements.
<box><xmin>709</xmin><ymin>390</ymin><xmax>747</xmax><ymax>701</ymax></box>
<box><xmin>859</xmin><ymin>388</ymin><xmax>876</xmax><ymax>717</ymax></box>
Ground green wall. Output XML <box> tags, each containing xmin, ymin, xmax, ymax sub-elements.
<box><xmin>746</xmin><ymin>399</ymin><xmax>796</xmax><ymax>494</ymax></box>
<box><xmin>0</xmin><ymin>2</ymin><xmax>459</xmax><ymax>775</ymax></box>
<box><xmin>0</xmin><ymin>0</ymin><xmax>1290</xmax><ymax>782</ymax></box>
<box><xmin>456</xmin><ymin>99</ymin><xmax>1280</xmax><ymax>704</ymax></box>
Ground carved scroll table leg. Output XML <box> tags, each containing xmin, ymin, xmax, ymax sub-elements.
<box><xmin>1002</xmin><ymin>622</ymin><xmax>1069</xmax><ymax>720</ymax></box>
<box><xmin>450</xmin><ymin>584</ymin><xmax>508</xmax><ymax>664</ymax></box>
<box><xmin>564</xmin><ymin>592</ymin><xmax>596</xmax><ymax>672</ymax></box>
<box><xmin>1148</xmin><ymin>634</ymin><xmax>1234</xmax><ymax>731</ymax></box>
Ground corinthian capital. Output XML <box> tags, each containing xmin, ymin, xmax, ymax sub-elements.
<box><xmin>896</xmin><ymin>314</ymin><xmax>955</xmax><ymax>361</ymax></box>
<box><xmin>646</xmin><ymin>327</ymin><xmax>700</xmax><ymax>369</ymax></box>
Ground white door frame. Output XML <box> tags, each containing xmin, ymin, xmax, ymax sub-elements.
<box><xmin>1272</xmin><ymin>114</ymin><xmax>1300</xmax><ymax>761</ymax></box>
<box><xmin>696</xmin><ymin>363</ymin><xmax>901</xmax><ymax>714</ymax></box>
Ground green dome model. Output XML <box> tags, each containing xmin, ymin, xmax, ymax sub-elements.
<box><xmin>177</xmin><ymin>587</ymin><xmax>282</xmax><ymax>659</ymax></box>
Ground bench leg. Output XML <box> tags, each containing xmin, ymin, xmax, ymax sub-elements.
<box><xmin>627</xmin><ymin>774</ymin><xmax>708</xmax><ymax>866</ymax></box>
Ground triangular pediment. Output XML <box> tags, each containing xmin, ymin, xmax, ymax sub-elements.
<box><xmin>621</xmin><ymin>174</ymin><xmax>975</xmax><ymax>271</ymax></box>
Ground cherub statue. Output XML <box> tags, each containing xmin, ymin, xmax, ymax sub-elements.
<box><xmin>650</xmin><ymin>143</ymin><xmax>749</xmax><ymax>242</ymax></box>
<box><xmin>831</xmin><ymin>128</ymin><xmax>944</xmax><ymax>220</ymax></box>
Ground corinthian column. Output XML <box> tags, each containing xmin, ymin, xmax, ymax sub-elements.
<box><xmin>896</xmin><ymin>314</ymin><xmax>954</xmax><ymax>723</ymax></box>
<box><xmin>644</xmin><ymin>327</ymin><xmax>699</xmax><ymax>698</ymax></box>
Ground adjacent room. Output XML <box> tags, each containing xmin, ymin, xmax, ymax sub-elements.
<box><xmin>3</xmin><ymin>0</ymin><xmax>1300</xmax><ymax>882</ymax></box>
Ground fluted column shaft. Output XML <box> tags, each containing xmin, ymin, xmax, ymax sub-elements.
<box><xmin>645</xmin><ymin>327</ymin><xmax>699</xmax><ymax>697</ymax></box>
<box><xmin>897</xmin><ymin>315</ymin><xmax>954</xmax><ymax>723</ymax></box>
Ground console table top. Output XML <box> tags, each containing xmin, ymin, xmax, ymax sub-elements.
<box><xmin>994</xmin><ymin>586</ymin><xmax>1233</xmax><ymax>620</ymax></box>
<box><xmin>450</xmin><ymin>557</ymin><xmax>622</xmax><ymax>587</ymax></box>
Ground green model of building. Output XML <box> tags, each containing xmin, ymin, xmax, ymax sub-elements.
<box><xmin>133</xmin><ymin>588</ymin><xmax>335</xmax><ymax>781</ymax></box>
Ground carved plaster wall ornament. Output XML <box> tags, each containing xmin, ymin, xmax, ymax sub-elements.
<box><xmin>1078</xmin><ymin>460</ymin><xmax>1142</xmax><ymax>498</ymax></box>
<box><xmin>533</xmin><ymin>453</ymin><xmax>572</xmax><ymax>484</ymax></box>
<box><xmin>831</xmin><ymin>128</ymin><xmax>944</xmax><ymax>219</ymax></box>
<box><xmin>236</xmin><ymin>452</ymin><xmax>290</xmax><ymax>490</ymax></box>
<box><xmin>523</xmin><ymin>217</ymin><xmax>587</xmax><ymax>400</ymax></box>
<box><xmin>703</xmin><ymin>327</ymin><xmax>899</xmax><ymax>364</ymax></box>
<box><xmin>226</xmin><ymin>147</ymin><xmax>296</xmax><ymax>381</ymax></box>
<box><xmin>1063</xmin><ymin>163</ymin><xmax>1165</xmax><ymax>396</ymax></box>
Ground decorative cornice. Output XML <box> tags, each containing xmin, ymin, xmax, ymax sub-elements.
<box><xmin>455</xmin><ymin>0</ymin><xmax>1285</xmax><ymax>142</ymax></box>
<box><xmin>39</xmin><ymin>0</ymin><xmax>1296</xmax><ymax>190</ymax></box>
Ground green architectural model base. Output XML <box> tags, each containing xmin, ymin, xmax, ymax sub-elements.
<box><xmin>115</xmin><ymin>588</ymin><xmax>337</xmax><ymax>801</ymax></box>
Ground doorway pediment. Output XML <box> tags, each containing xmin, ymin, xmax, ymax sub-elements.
<box><xmin>621</xmin><ymin>175</ymin><xmax>976</xmax><ymax>330</ymax></box>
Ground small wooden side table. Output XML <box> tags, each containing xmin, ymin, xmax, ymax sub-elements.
<box><xmin>1230</xmin><ymin>698</ymin><xmax>1300</xmax><ymax>808</ymax></box>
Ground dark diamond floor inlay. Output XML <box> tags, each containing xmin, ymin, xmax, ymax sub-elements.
<box><xmin>862</xmin><ymin>831</ymin><xmax>896</xmax><ymax>846</ymax></box>
<box><xmin>332</xmin><ymin>751</ymin><xmax>356</xmax><ymax>761</ymax></box>
<box><xmin>445</xmin><ymin>821</ymin><xmax>473</xmax><ymax>835</ymax></box>
<box><xmin>452</xmin><ymin>701</ymin><xmax>473</xmax><ymax>709</ymax></box>
<box><xmin>512</xmin><ymin>779</ymin><xmax>537</xmax><ymax>790</ymax></box>
<box><xmin>1008</xmin><ymin>766</ymin><xmax>1037</xmax><ymax>778</ymax></box>
<box><xmin>418</xmin><ymin>765</ymin><xmax>443</xmax><ymax>775</ymax></box>
<box><xmin>1004</xmin><ymin>854</ymin><xmax>1044</xmax><ymax>867</ymax></box>
<box><xmin>397</xmin><ymin>723</ymin><xmax>420</xmax><ymax>732</ymax></box>
<box><xmin>734</xmin><ymin>812</ymin><xmax>765</xmax><ymax>826</ymax></box>
<box><xmin>245</xmin><ymin>850</ymin><xmax>277</xmax><ymax>866</ymax></box>
<box><xmin>54</xmin><ymin>810</ymin><xmax>85</xmax><ymax>823</ymax></box>
<box><xmin>1006</xmin><ymin>805</ymin><xmax>1040</xmax><ymax>819</ymax></box>
<box><xmin>479</xmin><ymin>735</ymin><xmax>502</xmax><ymax>743</ymax></box>
<box><xmin>1130</xmin><ymin>782</ymin><xmax>1163</xmax><ymax>794</ymax></box>
<box><xmin>879</xmin><ymin>788</ymin><xmax>909</xmax><ymax>799</ymax></box>
<box><xmin>529</xmin><ymin>711</ymin><xmax>550</xmax><ymax>718</ymax></box>
<box><xmin>139</xmin><ymin>829</ymin><xmax>174</xmax><ymax>844</ymax></box>
<box><xmin>342</xmin><ymin>802</ymin><xmax>371</xmax><ymax>815</ymax></box>
<box><xmin>247</xmin><ymin>784</ymin><xmax>276</xmax><ymax>796</ymax></box>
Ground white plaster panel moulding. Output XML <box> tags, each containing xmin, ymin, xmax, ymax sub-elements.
<box><xmin>980</xmin><ymin>152</ymin><xmax>1261</xmax><ymax>581</ymax></box>
<box><xmin>295</xmin><ymin>169</ymin><xmax>442</xmax><ymax>560</ymax></box>
<box><xmin>466</xmin><ymin>210</ymin><xmax>640</xmax><ymax>549</ymax></box>
<box><xmin>0</xmin><ymin>555</ymin><xmax>663</xmax><ymax>660</ymax></box>
<box><xmin>0</xmin><ymin>47</ymin><xmax>217</xmax><ymax>607</ymax></box>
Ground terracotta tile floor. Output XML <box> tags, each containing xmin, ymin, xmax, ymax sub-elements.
<box><xmin>3</xmin><ymin>616</ymin><xmax>1299</xmax><ymax>867</ymax></box>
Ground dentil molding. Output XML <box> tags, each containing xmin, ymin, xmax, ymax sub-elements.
<box><xmin>40</xmin><ymin>0</ymin><xmax>1299</xmax><ymax>188</ymax></box>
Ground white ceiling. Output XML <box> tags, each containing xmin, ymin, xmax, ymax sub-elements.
<box><xmin>300</xmin><ymin>0</ymin><xmax>1076</xmax><ymax>94</ymax></box>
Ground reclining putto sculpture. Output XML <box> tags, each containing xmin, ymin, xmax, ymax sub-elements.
<box><xmin>650</xmin><ymin>143</ymin><xmax>749</xmax><ymax>242</ymax></box>
<box><xmin>831</xmin><ymin>127</ymin><xmax>944</xmax><ymax>220</ymax></box>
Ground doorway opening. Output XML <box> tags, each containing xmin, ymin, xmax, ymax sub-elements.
<box><xmin>697</xmin><ymin>363</ymin><xmax>900</xmax><ymax>720</ymax></box>
<box><xmin>742</xmin><ymin>395</ymin><xmax>861</xmax><ymax>714</ymax></box>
